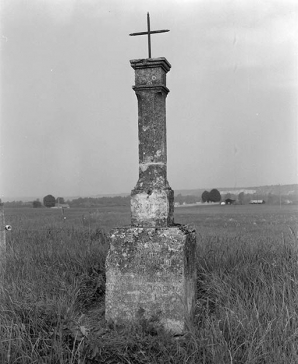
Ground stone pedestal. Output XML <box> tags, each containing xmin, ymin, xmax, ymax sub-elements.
<box><xmin>0</xmin><ymin>204</ymin><xmax>6</xmax><ymax>281</ymax></box>
<box><xmin>105</xmin><ymin>226</ymin><xmax>196</xmax><ymax>334</ymax></box>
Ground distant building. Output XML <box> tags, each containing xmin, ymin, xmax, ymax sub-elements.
<box><xmin>220</xmin><ymin>189</ymin><xmax>256</xmax><ymax>195</ymax></box>
<box><xmin>51</xmin><ymin>204</ymin><xmax>70</xmax><ymax>209</ymax></box>
<box><xmin>225</xmin><ymin>199</ymin><xmax>235</xmax><ymax>205</ymax></box>
<box><xmin>284</xmin><ymin>199</ymin><xmax>293</xmax><ymax>205</ymax></box>
<box><xmin>249</xmin><ymin>200</ymin><xmax>265</xmax><ymax>204</ymax></box>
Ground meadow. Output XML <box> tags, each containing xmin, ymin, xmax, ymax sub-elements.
<box><xmin>1</xmin><ymin>204</ymin><xmax>298</xmax><ymax>363</ymax></box>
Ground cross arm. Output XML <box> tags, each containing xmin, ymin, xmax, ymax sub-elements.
<box><xmin>129</xmin><ymin>29</ymin><xmax>170</xmax><ymax>36</ymax></box>
<box><xmin>129</xmin><ymin>13</ymin><xmax>170</xmax><ymax>58</ymax></box>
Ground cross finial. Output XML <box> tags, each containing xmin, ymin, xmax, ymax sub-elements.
<box><xmin>129</xmin><ymin>12</ymin><xmax>169</xmax><ymax>58</ymax></box>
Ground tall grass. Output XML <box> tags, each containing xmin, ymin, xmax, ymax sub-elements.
<box><xmin>1</xmin><ymin>225</ymin><xmax>108</xmax><ymax>363</ymax></box>
<box><xmin>1</xmin><ymin>206</ymin><xmax>298</xmax><ymax>363</ymax></box>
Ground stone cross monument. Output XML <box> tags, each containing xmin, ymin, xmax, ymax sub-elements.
<box><xmin>0</xmin><ymin>203</ymin><xmax>6</xmax><ymax>283</ymax></box>
<box><xmin>105</xmin><ymin>14</ymin><xmax>197</xmax><ymax>334</ymax></box>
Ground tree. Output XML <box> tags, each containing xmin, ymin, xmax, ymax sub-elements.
<box><xmin>238</xmin><ymin>192</ymin><xmax>245</xmax><ymax>205</ymax></box>
<box><xmin>267</xmin><ymin>193</ymin><xmax>279</xmax><ymax>205</ymax></box>
<box><xmin>201</xmin><ymin>190</ymin><xmax>210</xmax><ymax>203</ymax></box>
<box><xmin>209</xmin><ymin>189</ymin><xmax>221</xmax><ymax>202</ymax></box>
<box><xmin>43</xmin><ymin>194</ymin><xmax>56</xmax><ymax>208</ymax></box>
<box><xmin>32</xmin><ymin>200</ymin><xmax>42</xmax><ymax>208</ymax></box>
<box><xmin>55</xmin><ymin>197</ymin><xmax>65</xmax><ymax>204</ymax></box>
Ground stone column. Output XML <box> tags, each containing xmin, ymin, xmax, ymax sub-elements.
<box><xmin>0</xmin><ymin>203</ymin><xmax>6</xmax><ymax>282</ymax></box>
<box><xmin>130</xmin><ymin>58</ymin><xmax>174</xmax><ymax>227</ymax></box>
<box><xmin>105</xmin><ymin>58</ymin><xmax>197</xmax><ymax>334</ymax></box>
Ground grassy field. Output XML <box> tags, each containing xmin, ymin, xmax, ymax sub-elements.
<box><xmin>1</xmin><ymin>204</ymin><xmax>298</xmax><ymax>363</ymax></box>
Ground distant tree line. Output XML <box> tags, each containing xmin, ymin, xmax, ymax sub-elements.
<box><xmin>221</xmin><ymin>192</ymin><xmax>298</xmax><ymax>205</ymax></box>
<box><xmin>68</xmin><ymin>196</ymin><xmax>130</xmax><ymax>207</ymax></box>
<box><xmin>32</xmin><ymin>200</ymin><xmax>42</xmax><ymax>208</ymax></box>
<box><xmin>2</xmin><ymin>201</ymin><xmax>32</xmax><ymax>208</ymax></box>
<box><xmin>3</xmin><ymin>190</ymin><xmax>297</xmax><ymax>208</ymax></box>
<box><xmin>3</xmin><ymin>195</ymin><xmax>130</xmax><ymax>208</ymax></box>
<box><xmin>175</xmin><ymin>194</ymin><xmax>201</xmax><ymax>205</ymax></box>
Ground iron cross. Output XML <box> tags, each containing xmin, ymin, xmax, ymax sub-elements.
<box><xmin>129</xmin><ymin>12</ymin><xmax>169</xmax><ymax>58</ymax></box>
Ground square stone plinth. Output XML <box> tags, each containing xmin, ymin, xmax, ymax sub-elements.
<box><xmin>105</xmin><ymin>226</ymin><xmax>197</xmax><ymax>334</ymax></box>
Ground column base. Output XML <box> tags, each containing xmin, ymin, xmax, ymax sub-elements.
<box><xmin>131</xmin><ymin>187</ymin><xmax>174</xmax><ymax>227</ymax></box>
<box><xmin>105</xmin><ymin>226</ymin><xmax>197</xmax><ymax>334</ymax></box>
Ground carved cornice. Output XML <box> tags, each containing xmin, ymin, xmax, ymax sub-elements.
<box><xmin>130</xmin><ymin>57</ymin><xmax>171</xmax><ymax>73</ymax></box>
<box><xmin>132</xmin><ymin>85</ymin><xmax>170</xmax><ymax>94</ymax></box>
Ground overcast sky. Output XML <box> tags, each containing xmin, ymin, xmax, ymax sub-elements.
<box><xmin>1</xmin><ymin>0</ymin><xmax>297</xmax><ymax>199</ymax></box>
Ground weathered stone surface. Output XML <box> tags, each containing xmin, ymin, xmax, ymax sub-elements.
<box><xmin>0</xmin><ymin>204</ymin><xmax>6</xmax><ymax>280</ymax></box>
<box><xmin>105</xmin><ymin>226</ymin><xmax>197</xmax><ymax>334</ymax></box>
<box><xmin>130</xmin><ymin>58</ymin><xmax>173</xmax><ymax>227</ymax></box>
<box><xmin>131</xmin><ymin>188</ymin><xmax>174</xmax><ymax>227</ymax></box>
<box><xmin>130</xmin><ymin>57</ymin><xmax>171</xmax><ymax>83</ymax></box>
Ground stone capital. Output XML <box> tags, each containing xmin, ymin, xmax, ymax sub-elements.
<box><xmin>130</xmin><ymin>57</ymin><xmax>171</xmax><ymax>73</ymax></box>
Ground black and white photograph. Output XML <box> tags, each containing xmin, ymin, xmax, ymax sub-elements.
<box><xmin>1</xmin><ymin>0</ymin><xmax>297</xmax><ymax>362</ymax></box>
